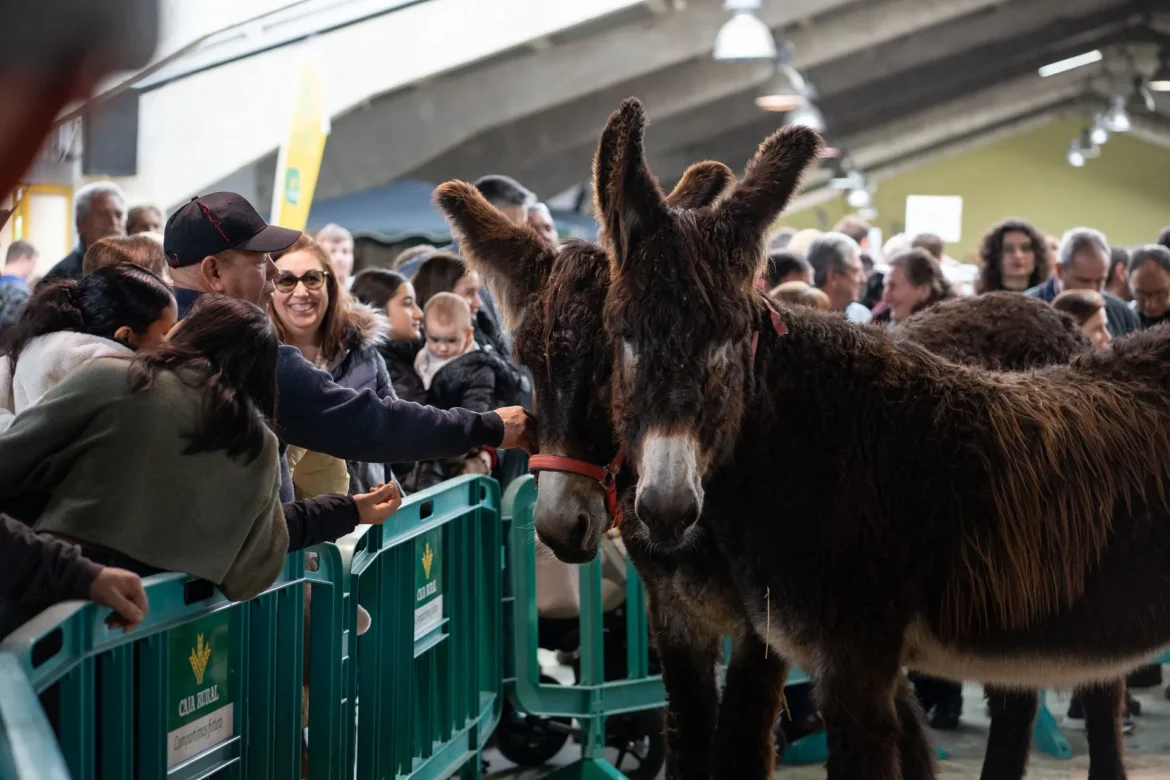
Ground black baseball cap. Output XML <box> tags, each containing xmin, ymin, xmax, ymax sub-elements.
<box><xmin>164</xmin><ymin>192</ymin><xmax>301</xmax><ymax>268</ymax></box>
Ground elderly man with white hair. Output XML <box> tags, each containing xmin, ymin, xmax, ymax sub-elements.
<box><xmin>1024</xmin><ymin>226</ymin><xmax>1140</xmax><ymax>338</ymax></box>
<box><xmin>806</xmin><ymin>231</ymin><xmax>872</xmax><ymax>323</ymax></box>
<box><xmin>42</xmin><ymin>181</ymin><xmax>128</xmax><ymax>282</ymax></box>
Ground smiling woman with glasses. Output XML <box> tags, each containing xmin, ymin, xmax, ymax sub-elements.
<box><xmin>269</xmin><ymin>235</ymin><xmax>404</xmax><ymax>496</ymax></box>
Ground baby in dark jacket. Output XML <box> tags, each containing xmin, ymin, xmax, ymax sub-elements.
<box><xmin>412</xmin><ymin>293</ymin><xmax>519</xmax><ymax>487</ymax></box>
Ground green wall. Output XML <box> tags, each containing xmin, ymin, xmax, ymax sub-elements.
<box><xmin>784</xmin><ymin>118</ymin><xmax>1170</xmax><ymax>262</ymax></box>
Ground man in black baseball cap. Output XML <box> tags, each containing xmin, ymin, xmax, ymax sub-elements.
<box><xmin>165</xmin><ymin>192</ymin><xmax>301</xmax><ymax>317</ymax></box>
<box><xmin>163</xmin><ymin>191</ymin><xmax>534</xmax><ymax>503</ymax></box>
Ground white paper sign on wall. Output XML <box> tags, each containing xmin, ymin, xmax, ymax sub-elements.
<box><xmin>904</xmin><ymin>195</ymin><xmax>963</xmax><ymax>244</ymax></box>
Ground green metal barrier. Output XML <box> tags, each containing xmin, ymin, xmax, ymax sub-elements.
<box><xmin>0</xmin><ymin>547</ymin><xmax>345</xmax><ymax>780</ymax></box>
<box><xmin>502</xmin><ymin>476</ymin><xmax>951</xmax><ymax>775</ymax></box>
<box><xmin>334</xmin><ymin>475</ymin><xmax>503</xmax><ymax>780</ymax></box>
<box><xmin>0</xmin><ymin>475</ymin><xmax>503</xmax><ymax>780</ymax></box>
<box><xmin>503</xmin><ymin>476</ymin><xmax>836</xmax><ymax>778</ymax></box>
<box><xmin>503</xmin><ymin>477</ymin><xmax>660</xmax><ymax>779</ymax></box>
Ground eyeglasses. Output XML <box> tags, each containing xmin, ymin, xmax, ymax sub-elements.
<box><xmin>275</xmin><ymin>269</ymin><xmax>329</xmax><ymax>293</ymax></box>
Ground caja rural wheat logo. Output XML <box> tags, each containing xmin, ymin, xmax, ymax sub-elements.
<box><xmin>168</xmin><ymin>616</ymin><xmax>234</xmax><ymax>767</ymax></box>
<box><xmin>189</xmin><ymin>634</ymin><xmax>212</xmax><ymax>686</ymax></box>
<box><xmin>422</xmin><ymin>541</ymin><xmax>435</xmax><ymax>579</ymax></box>
<box><xmin>414</xmin><ymin>531</ymin><xmax>443</xmax><ymax>638</ymax></box>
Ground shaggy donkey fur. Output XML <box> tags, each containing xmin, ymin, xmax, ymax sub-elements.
<box><xmin>597</xmin><ymin>98</ymin><xmax>1170</xmax><ymax>780</ymax></box>
<box><xmin>898</xmin><ymin>293</ymin><xmax>1089</xmax><ymax>371</ymax></box>
<box><xmin>436</xmin><ymin>163</ymin><xmax>790</xmax><ymax>780</ymax></box>
<box><xmin>899</xmin><ymin>295</ymin><xmax>1131</xmax><ymax>780</ymax></box>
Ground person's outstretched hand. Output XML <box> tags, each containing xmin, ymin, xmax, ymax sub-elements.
<box><xmin>89</xmin><ymin>568</ymin><xmax>149</xmax><ymax>632</ymax></box>
<box><xmin>355</xmin><ymin>482</ymin><xmax>403</xmax><ymax>526</ymax></box>
<box><xmin>496</xmin><ymin>407</ymin><xmax>537</xmax><ymax>452</ymax></box>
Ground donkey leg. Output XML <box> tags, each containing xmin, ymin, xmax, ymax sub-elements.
<box><xmin>816</xmin><ymin>654</ymin><xmax>904</xmax><ymax>780</ymax></box>
<box><xmin>710</xmin><ymin>630</ymin><xmax>787</xmax><ymax>780</ymax></box>
<box><xmin>894</xmin><ymin>676</ymin><xmax>937</xmax><ymax>780</ymax></box>
<box><xmin>1081</xmin><ymin>680</ymin><xmax>1128</xmax><ymax>780</ymax></box>
<box><xmin>979</xmin><ymin>686</ymin><xmax>1037</xmax><ymax>780</ymax></box>
<box><xmin>648</xmin><ymin>595</ymin><xmax>721</xmax><ymax>780</ymax></box>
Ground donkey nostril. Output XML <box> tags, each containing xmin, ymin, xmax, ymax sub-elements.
<box><xmin>571</xmin><ymin>513</ymin><xmax>591</xmax><ymax>548</ymax></box>
<box><xmin>636</xmin><ymin>486</ymin><xmax>700</xmax><ymax>540</ymax></box>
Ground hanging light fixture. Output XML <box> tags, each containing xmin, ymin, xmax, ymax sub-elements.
<box><xmin>756</xmin><ymin>41</ymin><xmax>807</xmax><ymax>112</ymax></box>
<box><xmin>786</xmin><ymin>102</ymin><xmax>825</xmax><ymax>133</ymax></box>
<box><xmin>847</xmin><ymin>187</ymin><xmax>871</xmax><ymax>209</ymax></box>
<box><xmin>713</xmin><ymin>0</ymin><xmax>777</xmax><ymax>61</ymax></box>
<box><xmin>1078</xmin><ymin>127</ymin><xmax>1101</xmax><ymax>159</ymax></box>
<box><xmin>1089</xmin><ymin>114</ymin><xmax>1109</xmax><ymax>146</ymax></box>
<box><xmin>1102</xmin><ymin>94</ymin><xmax>1131</xmax><ymax>133</ymax></box>
<box><xmin>1149</xmin><ymin>44</ymin><xmax>1170</xmax><ymax>92</ymax></box>
<box><xmin>1067</xmin><ymin>138</ymin><xmax>1086</xmax><ymax>168</ymax></box>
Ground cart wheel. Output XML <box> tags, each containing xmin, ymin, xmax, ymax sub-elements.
<box><xmin>493</xmin><ymin>676</ymin><xmax>572</xmax><ymax>767</ymax></box>
<box><xmin>606</xmin><ymin>709</ymin><xmax>665</xmax><ymax>780</ymax></box>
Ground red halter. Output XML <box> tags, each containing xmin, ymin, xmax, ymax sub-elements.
<box><xmin>528</xmin><ymin>450</ymin><xmax>628</xmax><ymax>531</ymax></box>
<box><xmin>528</xmin><ymin>296</ymin><xmax>786</xmax><ymax>533</ymax></box>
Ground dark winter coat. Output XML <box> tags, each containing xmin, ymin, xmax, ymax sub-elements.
<box><xmin>41</xmin><ymin>245</ymin><xmax>85</xmax><ymax>283</ymax></box>
<box><xmin>380</xmin><ymin>338</ymin><xmax>426</xmax><ymax>405</ymax></box>
<box><xmin>428</xmin><ymin>349</ymin><xmax>523</xmax><ymax>415</ymax></box>
<box><xmin>411</xmin><ymin>348</ymin><xmax>522</xmax><ymax>490</ymax></box>
<box><xmin>326</xmin><ymin>303</ymin><xmax>402</xmax><ymax>493</ymax></box>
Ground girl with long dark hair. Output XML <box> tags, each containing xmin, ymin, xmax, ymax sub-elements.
<box><xmin>975</xmin><ymin>218</ymin><xmax>1051</xmax><ymax>294</ymax></box>
<box><xmin>350</xmin><ymin>267</ymin><xmax>425</xmax><ymax>404</ymax></box>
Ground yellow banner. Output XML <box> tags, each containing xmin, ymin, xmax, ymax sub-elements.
<box><xmin>271</xmin><ymin>45</ymin><xmax>330</xmax><ymax>231</ymax></box>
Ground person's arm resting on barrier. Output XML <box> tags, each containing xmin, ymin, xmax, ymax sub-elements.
<box><xmin>275</xmin><ymin>346</ymin><xmax>533</xmax><ymax>462</ymax></box>
<box><xmin>0</xmin><ymin>514</ymin><xmax>148</xmax><ymax>629</ymax></box>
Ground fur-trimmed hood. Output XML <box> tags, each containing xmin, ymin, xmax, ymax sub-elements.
<box><xmin>342</xmin><ymin>300</ymin><xmax>391</xmax><ymax>353</ymax></box>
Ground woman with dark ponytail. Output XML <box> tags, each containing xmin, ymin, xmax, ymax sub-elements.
<box><xmin>0</xmin><ymin>263</ymin><xmax>175</xmax><ymax>431</ymax></box>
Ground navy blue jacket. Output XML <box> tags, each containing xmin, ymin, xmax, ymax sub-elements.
<box><xmin>1024</xmin><ymin>277</ymin><xmax>1139</xmax><ymax>339</ymax></box>
<box><xmin>174</xmin><ymin>288</ymin><xmax>505</xmax><ymax>501</ymax></box>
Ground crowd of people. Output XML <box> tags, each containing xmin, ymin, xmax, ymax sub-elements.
<box><xmin>0</xmin><ymin>181</ymin><xmax>536</xmax><ymax>642</ymax></box>
<box><xmin>763</xmin><ymin>213</ymin><xmax>1170</xmax><ymax>355</ymax></box>
<box><xmin>2</xmin><ymin>170</ymin><xmax>1169</xmax><ymax>752</ymax></box>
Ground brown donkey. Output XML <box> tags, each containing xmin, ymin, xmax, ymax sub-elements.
<box><xmin>596</xmin><ymin>97</ymin><xmax>1170</xmax><ymax>780</ymax></box>
<box><xmin>436</xmin><ymin>163</ymin><xmax>791</xmax><ymax>780</ymax></box>
<box><xmin>437</xmin><ymin>123</ymin><xmax>1113</xmax><ymax>779</ymax></box>
<box><xmin>900</xmin><ymin>293</ymin><xmax>1129</xmax><ymax>780</ymax></box>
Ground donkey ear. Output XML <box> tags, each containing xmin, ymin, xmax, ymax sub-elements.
<box><xmin>665</xmin><ymin>161</ymin><xmax>734</xmax><ymax>210</ymax></box>
<box><xmin>434</xmin><ymin>181</ymin><xmax>554</xmax><ymax>325</ymax></box>
<box><xmin>718</xmin><ymin>125</ymin><xmax>824</xmax><ymax>238</ymax></box>
<box><xmin>592</xmin><ymin>98</ymin><xmax>670</xmax><ymax>266</ymax></box>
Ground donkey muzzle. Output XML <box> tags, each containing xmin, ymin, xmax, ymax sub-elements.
<box><xmin>635</xmin><ymin>432</ymin><xmax>704</xmax><ymax>547</ymax></box>
<box><xmin>533</xmin><ymin>471</ymin><xmax>605</xmax><ymax>563</ymax></box>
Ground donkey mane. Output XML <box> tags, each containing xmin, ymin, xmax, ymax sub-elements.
<box><xmin>777</xmin><ymin>303</ymin><xmax>1170</xmax><ymax>635</ymax></box>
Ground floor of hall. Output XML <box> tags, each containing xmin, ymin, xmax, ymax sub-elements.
<box><xmin>483</xmin><ymin>663</ymin><xmax>1170</xmax><ymax>779</ymax></box>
